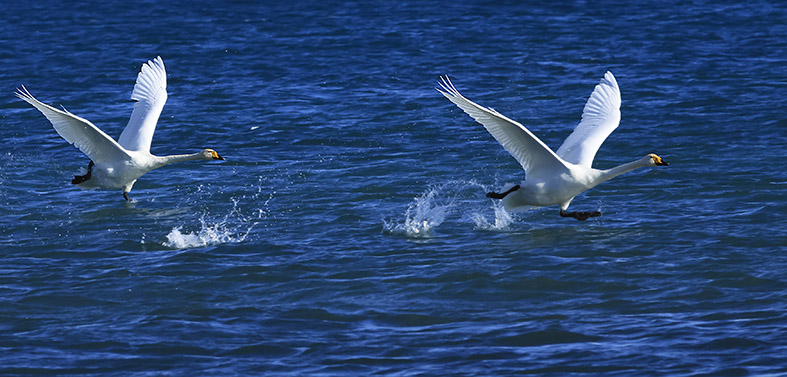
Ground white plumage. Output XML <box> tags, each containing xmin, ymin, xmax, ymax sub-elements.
<box><xmin>119</xmin><ymin>56</ymin><xmax>168</xmax><ymax>153</ymax></box>
<box><xmin>437</xmin><ymin>72</ymin><xmax>668</xmax><ymax>220</ymax></box>
<box><xmin>16</xmin><ymin>56</ymin><xmax>224</xmax><ymax>201</ymax></box>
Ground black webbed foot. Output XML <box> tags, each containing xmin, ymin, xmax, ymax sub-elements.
<box><xmin>486</xmin><ymin>185</ymin><xmax>520</xmax><ymax>199</ymax></box>
<box><xmin>123</xmin><ymin>192</ymin><xmax>130</xmax><ymax>201</ymax></box>
<box><xmin>71</xmin><ymin>175</ymin><xmax>88</xmax><ymax>184</ymax></box>
<box><xmin>560</xmin><ymin>209</ymin><xmax>601</xmax><ymax>221</ymax></box>
<box><xmin>71</xmin><ymin>161</ymin><xmax>94</xmax><ymax>184</ymax></box>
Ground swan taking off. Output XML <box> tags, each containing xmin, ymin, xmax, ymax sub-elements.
<box><xmin>16</xmin><ymin>56</ymin><xmax>224</xmax><ymax>201</ymax></box>
<box><xmin>437</xmin><ymin>72</ymin><xmax>668</xmax><ymax>220</ymax></box>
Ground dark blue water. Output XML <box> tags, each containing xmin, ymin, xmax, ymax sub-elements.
<box><xmin>2</xmin><ymin>1</ymin><xmax>786</xmax><ymax>375</ymax></box>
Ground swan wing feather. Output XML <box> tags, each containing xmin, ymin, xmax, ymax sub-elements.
<box><xmin>556</xmin><ymin>71</ymin><xmax>621</xmax><ymax>168</ymax></box>
<box><xmin>437</xmin><ymin>76</ymin><xmax>569</xmax><ymax>178</ymax></box>
<box><xmin>118</xmin><ymin>56</ymin><xmax>167</xmax><ymax>153</ymax></box>
<box><xmin>16</xmin><ymin>86</ymin><xmax>131</xmax><ymax>163</ymax></box>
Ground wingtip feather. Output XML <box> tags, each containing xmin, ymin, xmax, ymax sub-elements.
<box><xmin>15</xmin><ymin>85</ymin><xmax>31</xmax><ymax>99</ymax></box>
<box><xmin>15</xmin><ymin>85</ymin><xmax>43</xmax><ymax>107</ymax></box>
<box><xmin>436</xmin><ymin>75</ymin><xmax>464</xmax><ymax>99</ymax></box>
<box><xmin>130</xmin><ymin>56</ymin><xmax>167</xmax><ymax>102</ymax></box>
<box><xmin>601</xmin><ymin>71</ymin><xmax>619</xmax><ymax>91</ymax></box>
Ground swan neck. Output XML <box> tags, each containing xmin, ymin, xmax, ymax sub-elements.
<box><xmin>154</xmin><ymin>153</ymin><xmax>203</xmax><ymax>168</ymax></box>
<box><xmin>598</xmin><ymin>157</ymin><xmax>650</xmax><ymax>183</ymax></box>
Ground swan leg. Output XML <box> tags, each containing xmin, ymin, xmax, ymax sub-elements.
<box><xmin>71</xmin><ymin>161</ymin><xmax>94</xmax><ymax>184</ymax></box>
<box><xmin>487</xmin><ymin>185</ymin><xmax>520</xmax><ymax>199</ymax></box>
<box><xmin>122</xmin><ymin>180</ymin><xmax>137</xmax><ymax>201</ymax></box>
<box><xmin>560</xmin><ymin>209</ymin><xmax>601</xmax><ymax>221</ymax></box>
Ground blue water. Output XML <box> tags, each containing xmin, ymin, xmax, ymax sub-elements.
<box><xmin>2</xmin><ymin>0</ymin><xmax>786</xmax><ymax>375</ymax></box>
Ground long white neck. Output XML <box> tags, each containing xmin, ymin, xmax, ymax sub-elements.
<box><xmin>152</xmin><ymin>152</ymin><xmax>205</xmax><ymax>169</ymax></box>
<box><xmin>596</xmin><ymin>156</ymin><xmax>653</xmax><ymax>185</ymax></box>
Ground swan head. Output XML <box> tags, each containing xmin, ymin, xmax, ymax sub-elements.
<box><xmin>200</xmin><ymin>149</ymin><xmax>225</xmax><ymax>161</ymax></box>
<box><xmin>648</xmin><ymin>154</ymin><xmax>668</xmax><ymax>166</ymax></box>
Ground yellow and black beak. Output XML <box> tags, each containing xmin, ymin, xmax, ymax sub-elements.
<box><xmin>211</xmin><ymin>151</ymin><xmax>225</xmax><ymax>160</ymax></box>
<box><xmin>652</xmin><ymin>154</ymin><xmax>668</xmax><ymax>166</ymax></box>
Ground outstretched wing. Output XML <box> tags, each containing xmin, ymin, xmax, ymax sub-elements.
<box><xmin>437</xmin><ymin>76</ymin><xmax>569</xmax><ymax>179</ymax></box>
<box><xmin>556</xmin><ymin>71</ymin><xmax>621</xmax><ymax>168</ymax></box>
<box><xmin>16</xmin><ymin>86</ymin><xmax>131</xmax><ymax>164</ymax></box>
<box><xmin>118</xmin><ymin>56</ymin><xmax>167</xmax><ymax>153</ymax></box>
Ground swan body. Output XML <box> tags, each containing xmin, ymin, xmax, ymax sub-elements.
<box><xmin>16</xmin><ymin>57</ymin><xmax>224</xmax><ymax>200</ymax></box>
<box><xmin>437</xmin><ymin>72</ymin><xmax>668</xmax><ymax>220</ymax></box>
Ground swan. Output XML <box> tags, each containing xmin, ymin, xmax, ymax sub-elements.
<box><xmin>437</xmin><ymin>72</ymin><xmax>668</xmax><ymax>220</ymax></box>
<box><xmin>16</xmin><ymin>56</ymin><xmax>224</xmax><ymax>201</ymax></box>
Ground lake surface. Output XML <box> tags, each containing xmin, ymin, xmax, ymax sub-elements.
<box><xmin>1</xmin><ymin>1</ymin><xmax>786</xmax><ymax>375</ymax></box>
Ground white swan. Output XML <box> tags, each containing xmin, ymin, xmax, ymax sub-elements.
<box><xmin>16</xmin><ymin>56</ymin><xmax>224</xmax><ymax>201</ymax></box>
<box><xmin>437</xmin><ymin>72</ymin><xmax>668</xmax><ymax>220</ymax></box>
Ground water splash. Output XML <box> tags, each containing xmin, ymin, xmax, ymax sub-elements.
<box><xmin>383</xmin><ymin>180</ymin><xmax>517</xmax><ymax>237</ymax></box>
<box><xmin>383</xmin><ymin>186</ymin><xmax>452</xmax><ymax>237</ymax></box>
<box><xmin>471</xmin><ymin>199</ymin><xmax>515</xmax><ymax>231</ymax></box>
<box><xmin>162</xmin><ymin>179</ymin><xmax>275</xmax><ymax>249</ymax></box>
<box><xmin>164</xmin><ymin>214</ymin><xmax>252</xmax><ymax>249</ymax></box>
